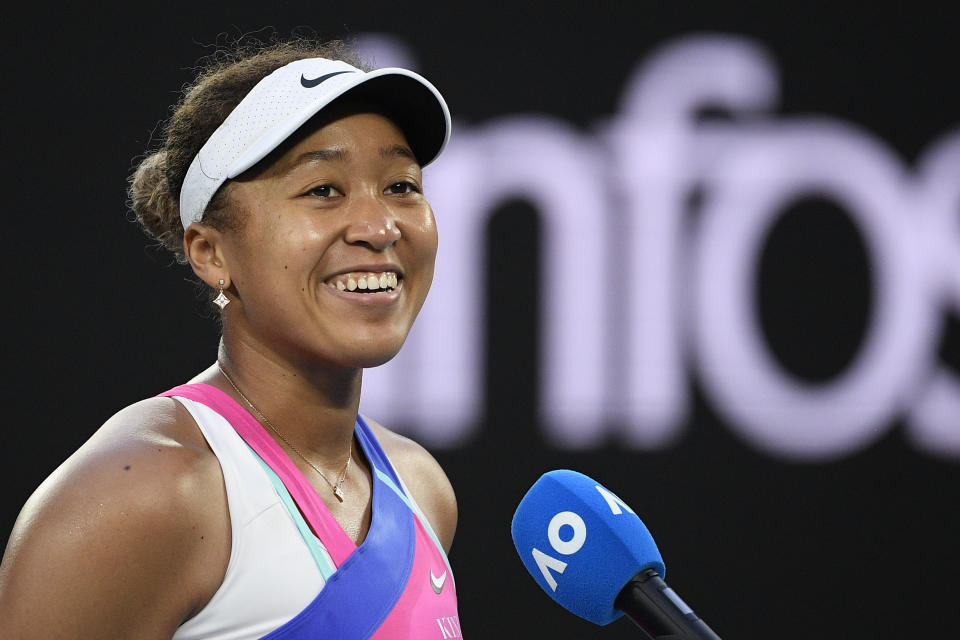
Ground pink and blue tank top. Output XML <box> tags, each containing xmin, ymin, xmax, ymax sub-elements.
<box><xmin>161</xmin><ymin>383</ymin><xmax>462</xmax><ymax>639</ymax></box>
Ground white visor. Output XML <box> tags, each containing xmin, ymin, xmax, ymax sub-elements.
<box><xmin>178</xmin><ymin>57</ymin><xmax>451</xmax><ymax>229</ymax></box>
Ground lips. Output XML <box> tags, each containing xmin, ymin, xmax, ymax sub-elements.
<box><xmin>325</xmin><ymin>270</ymin><xmax>400</xmax><ymax>293</ymax></box>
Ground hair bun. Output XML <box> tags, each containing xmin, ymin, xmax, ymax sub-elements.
<box><xmin>128</xmin><ymin>150</ymin><xmax>187</xmax><ymax>261</ymax></box>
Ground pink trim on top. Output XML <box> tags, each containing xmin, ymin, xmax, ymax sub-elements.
<box><xmin>161</xmin><ymin>383</ymin><xmax>357</xmax><ymax>565</ymax></box>
<box><xmin>371</xmin><ymin>514</ymin><xmax>460</xmax><ymax>638</ymax></box>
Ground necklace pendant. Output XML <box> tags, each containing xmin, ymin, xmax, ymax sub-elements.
<box><xmin>333</xmin><ymin>485</ymin><xmax>345</xmax><ymax>502</ymax></box>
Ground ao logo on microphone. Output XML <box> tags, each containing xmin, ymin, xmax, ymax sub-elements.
<box><xmin>532</xmin><ymin>486</ymin><xmax>634</xmax><ymax>592</ymax></box>
<box><xmin>511</xmin><ymin>470</ymin><xmax>665</xmax><ymax>625</ymax></box>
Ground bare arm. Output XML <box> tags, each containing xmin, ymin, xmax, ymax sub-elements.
<box><xmin>0</xmin><ymin>398</ymin><xmax>230</xmax><ymax>639</ymax></box>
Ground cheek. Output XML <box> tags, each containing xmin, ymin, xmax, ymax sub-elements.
<box><xmin>263</xmin><ymin>207</ymin><xmax>335</xmax><ymax>262</ymax></box>
<box><xmin>231</xmin><ymin>225</ymin><xmax>321</xmax><ymax>300</ymax></box>
<box><xmin>408</xmin><ymin>207</ymin><xmax>439</xmax><ymax>265</ymax></box>
<box><xmin>409</xmin><ymin>213</ymin><xmax>438</xmax><ymax>307</ymax></box>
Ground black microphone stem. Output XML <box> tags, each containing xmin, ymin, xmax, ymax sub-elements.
<box><xmin>614</xmin><ymin>570</ymin><xmax>722</xmax><ymax>640</ymax></box>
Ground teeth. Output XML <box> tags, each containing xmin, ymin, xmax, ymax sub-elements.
<box><xmin>328</xmin><ymin>271</ymin><xmax>400</xmax><ymax>293</ymax></box>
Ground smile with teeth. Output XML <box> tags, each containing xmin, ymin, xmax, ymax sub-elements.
<box><xmin>326</xmin><ymin>271</ymin><xmax>400</xmax><ymax>293</ymax></box>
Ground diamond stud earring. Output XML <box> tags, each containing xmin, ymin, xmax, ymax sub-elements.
<box><xmin>214</xmin><ymin>279</ymin><xmax>230</xmax><ymax>309</ymax></box>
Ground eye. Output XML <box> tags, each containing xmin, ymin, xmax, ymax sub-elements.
<box><xmin>385</xmin><ymin>181</ymin><xmax>421</xmax><ymax>195</ymax></box>
<box><xmin>306</xmin><ymin>184</ymin><xmax>342</xmax><ymax>198</ymax></box>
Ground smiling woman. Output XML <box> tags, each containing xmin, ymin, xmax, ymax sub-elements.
<box><xmin>0</xmin><ymin>38</ymin><xmax>460</xmax><ymax>639</ymax></box>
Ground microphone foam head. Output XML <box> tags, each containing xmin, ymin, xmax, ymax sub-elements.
<box><xmin>510</xmin><ymin>469</ymin><xmax>665</xmax><ymax>625</ymax></box>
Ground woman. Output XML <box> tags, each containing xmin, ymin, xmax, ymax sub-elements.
<box><xmin>0</xmin><ymin>39</ymin><xmax>460</xmax><ymax>639</ymax></box>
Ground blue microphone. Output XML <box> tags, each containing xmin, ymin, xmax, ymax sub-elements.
<box><xmin>511</xmin><ymin>470</ymin><xmax>722</xmax><ymax>638</ymax></box>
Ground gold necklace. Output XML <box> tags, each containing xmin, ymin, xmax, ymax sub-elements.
<box><xmin>217</xmin><ymin>362</ymin><xmax>352</xmax><ymax>502</ymax></box>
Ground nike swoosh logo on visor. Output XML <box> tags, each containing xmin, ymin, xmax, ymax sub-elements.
<box><xmin>300</xmin><ymin>70</ymin><xmax>355</xmax><ymax>88</ymax></box>
<box><xmin>430</xmin><ymin>569</ymin><xmax>447</xmax><ymax>594</ymax></box>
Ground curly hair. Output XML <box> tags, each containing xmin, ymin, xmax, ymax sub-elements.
<box><xmin>127</xmin><ymin>37</ymin><xmax>368</xmax><ymax>264</ymax></box>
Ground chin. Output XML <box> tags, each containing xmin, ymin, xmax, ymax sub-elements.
<box><xmin>335</xmin><ymin>335</ymin><xmax>409</xmax><ymax>369</ymax></box>
<box><xmin>340</xmin><ymin>351</ymin><xmax>402</xmax><ymax>370</ymax></box>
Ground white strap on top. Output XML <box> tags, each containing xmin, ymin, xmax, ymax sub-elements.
<box><xmin>171</xmin><ymin>397</ymin><xmax>324</xmax><ymax>640</ymax></box>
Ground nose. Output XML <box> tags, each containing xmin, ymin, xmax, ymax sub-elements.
<box><xmin>343</xmin><ymin>192</ymin><xmax>402</xmax><ymax>251</ymax></box>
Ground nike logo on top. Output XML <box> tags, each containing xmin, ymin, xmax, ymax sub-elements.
<box><xmin>430</xmin><ymin>569</ymin><xmax>447</xmax><ymax>594</ymax></box>
<box><xmin>300</xmin><ymin>70</ymin><xmax>355</xmax><ymax>88</ymax></box>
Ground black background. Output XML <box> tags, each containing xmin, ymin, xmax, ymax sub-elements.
<box><xmin>3</xmin><ymin>2</ymin><xmax>959</xmax><ymax>638</ymax></box>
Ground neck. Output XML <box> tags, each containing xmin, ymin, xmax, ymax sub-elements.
<box><xmin>212</xmin><ymin>335</ymin><xmax>362</xmax><ymax>466</ymax></box>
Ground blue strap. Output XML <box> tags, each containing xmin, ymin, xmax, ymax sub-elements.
<box><xmin>375</xmin><ymin>468</ymin><xmax>452</xmax><ymax>579</ymax></box>
<box><xmin>257</xmin><ymin>417</ymin><xmax>416</xmax><ymax>640</ymax></box>
<box><xmin>251</xmin><ymin>423</ymin><xmax>453</xmax><ymax>597</ymax></box>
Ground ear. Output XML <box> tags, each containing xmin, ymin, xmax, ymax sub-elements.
<box><xmin>184</xmin><ymin>222</ymin><xmax>230</xmax><ymax>289</ymax></box>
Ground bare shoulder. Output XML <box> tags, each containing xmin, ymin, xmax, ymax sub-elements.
<box><xmin>0</xmin><ymin>397</ymin><xmax>229</xmax><ymax>639</ymax></box>
<box><xmin>362</xmin><ymin>415</ymin><xmax>458</xmax><ymax>553</ymax></box>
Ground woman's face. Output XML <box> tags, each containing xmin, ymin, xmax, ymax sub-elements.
<box><xmin>219</xmin><ymin>110</ymin><xmax>438</xmax><ymax>370</ymax></box>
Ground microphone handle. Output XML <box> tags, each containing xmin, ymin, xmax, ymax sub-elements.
<box><xmin>614</xmin><ymin>570</ymin><xmax>722</xmax><ymax>639</ymax></box>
